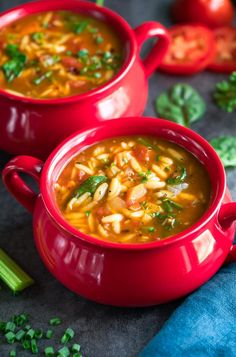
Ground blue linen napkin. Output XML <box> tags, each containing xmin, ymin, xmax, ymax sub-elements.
<box><xmin>140</xmin><ymin>263</ymin><xmax>236</xmax><ymax>357</ymax></box>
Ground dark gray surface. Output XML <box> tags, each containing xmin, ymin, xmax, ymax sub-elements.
<box><xmin>0</xmin><ymin>0</ymin><xmax>236</xmax><ymax>356</ymax></box>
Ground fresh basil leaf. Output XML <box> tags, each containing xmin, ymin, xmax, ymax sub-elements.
<box><xmin>213</xmin><ymin>72</ymin><xmax>236</xmax><ymax>112</ymax></box>
<box><xmin>155</xmin><ymin>84</ymin><xmax>205</xmax><ymax>127</ymax></box>
<box><xmin>210</xmin><ymin>136</ymin><xmax>236</xmax><ymax>168</ymax></box>
<box><xmin>75</xmin><ymin>175</ymin><xmax>108</xmax><ymax>198</ymax></box>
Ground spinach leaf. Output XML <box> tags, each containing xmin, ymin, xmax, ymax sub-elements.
<box><xmin>213</xmin><ymin>72</ymin><xmax>236</xmax><ymax>112</ymax></box>
<box><xmin>155</xmin><ymin>83</ymin><xmax>205</xmax><ymax>127</ymax></box>
<box><xmin>210</xmin><ymin>136</ymin><xmax>236</xmax><ymax>168</ymax></box>
<box><xmin>2</xmin><ymin>44</ymin><xmax>27</xmax><ymax>82</ymax></box>
<box><xmin>167</xmin><ymin>167</ymin><xmax>187</xmax><ymax>185</ymax></box>
<box><xmin>75</xmin><ymin>176</ymin><xmax>108</xmax><ymax>198</ymax></box>
<box><xmin>137</xmin><ymin>137</ymin><xmax>159</xmax><ymax>151</ymax></box>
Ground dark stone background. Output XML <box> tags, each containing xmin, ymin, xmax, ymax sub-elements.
<box><xmin>0</xmin><ymin>1</ymin><xmax>236</xmax><ymax>356</ymax></box>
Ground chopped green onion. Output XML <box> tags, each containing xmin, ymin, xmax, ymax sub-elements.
<box><xmin>5</xmin><ymin>331</ymin><xmax>15</xmax><ymax>344</ymax></box>
<box><xmin>94</xmin><ymin>72</ymin><xmax>101</xmax><ymax>78</ymax></box>
<box><xmin>0</xmin><ymin>248</ymin><xmax>34</xmax><ymax>292</ymax></box>
<box><xmin>9</xmin><ymin>350</ymin><xmax>16</xmax><ymax>357</ymax></box>
<box><xmin>49</xmin><ymin>317</ymin><xmax>61</xmax><ymax>326</ymax></box>
<box><xmin>31</xmin><ymin>32</ymin><xmax>44</xmax><ymax>43</ymax></box>
<box><xmin>46</xmin><ymin>329</ymin><xmax>53</xmax><ymax>339</ymax></box>
<box><xmin>5</xmin><ymin>321</ymin><xmax>16</xmax><ymax>332</ymax></box>
<box><xmin>85</xmin><ymin>210</ymin><xmax>91</xmax><ymax>217</ymax></box>
<box><xmin>22</xmin><ymin>339</ymin><xmax>31</xmax><ymax>350</ymax></box>
<box><xmin>33</xmin><ymin>71</ymin><xmax>52</xmax><ymax>85</ymax></box>
<box><xmin>25</xmin><ymin>328</ymin><xmax>35</xmax><ymax>339</ymax></box>
<box><xmin>58</xmin><ymin>346</ymin><xmax>70</xmax><ymax>357</ymax></box>
<box><xmin>34</xmin><ymin>328</ymin><xmax>43</xmax><ymax>339</ymax></box>
<box><xmin>77</xmin><ymin>49</ymin><xmax>89</xmax><ymax>58</ymax></box>
<box><xmin>73</xmin><ymin>21</ymin><xmax>88</xmax><ymax>34</ymax></box>
<box><xmin>72</xmin><ymin>343</ymin><xmax>81</xmax><ymax>352</ymax></box>
<box><xmin>61</xmin><ymin>327</ymin><xmax>75</xmax><ymax>344</ymax></box>
<box><xmin>148</xmin><ymin>227</ymin><xmax>155</xmax><ymax>233</ymax></box>
<box><xmin>95</xmin><ymin>36</ymin><xmax>104</xmax><ymax>44</ymax></box>
<box><xmin>15</xmin><ymin>329</ymin><xmax>25</xmax><ymax>341</ymax></box>
<box><xmin>24</xmin><ymin>324</ymin><xmax>31</xmax><ymax>330</ymax></box>
<box><xmin>73</xmin><ymin>353</ymin><xmax>82</xmax><ymax>357</ymax></box>
<box><xmin>31</xmin><ymin>339</ymin><xmax>38</xmax><ymax>354</ymax></box>
<box><xmin>44</xmin><ymin>346</ymin><xmax>54</xmax><ymax>357</ymax></box>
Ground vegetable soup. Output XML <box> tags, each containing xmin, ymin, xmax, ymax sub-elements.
<box><xmin>55</xmin><ymin>136</ymin><xmax>211</xmax><ymax>243</ymax></box>
<box><xmin>0</xmin><ymin>11</ymin><xmax>123</xmax><ymax>99</ymax></box>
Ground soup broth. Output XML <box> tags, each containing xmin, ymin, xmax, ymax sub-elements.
<box><xmin>55</xmin><ymin>136</ymin><xmax>211</xmax><ymax>243</ymax></box>
<box><xmin>0</xmin><ymin>11</ymin><xmax>123</xmax><ymax>99</ymax></box>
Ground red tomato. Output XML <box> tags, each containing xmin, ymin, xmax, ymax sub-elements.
<box><xmin>208</xmin><ymin>27</ymin><xmax>236</xmax><ymax>72</ymax></box>
<box><xmin>160</xmin><ymin>25</ymin><xmax>216</xmax><ymax>75</ymax></box>
<box><xmin>171</xmin><ymin>0</ymin><xmax>234</xmax><ymax>28</ymax></box>
<box><xmin>133</xmin><ymin>145</ymin><xmax>153</xmax><ymax>163</ymax></box>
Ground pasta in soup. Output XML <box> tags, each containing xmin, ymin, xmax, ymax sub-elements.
<box><xmin>0</xmin><ymin>11</ymin><xmax>123</xmax><ymax>99</ymax></box>
<box><xmin>55</xmin><ymin>136</ymin><xmax>211</xmax><ymax>243</ymax></box>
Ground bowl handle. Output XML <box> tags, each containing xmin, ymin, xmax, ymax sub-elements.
<box><xmin>218</xmin><ymin>203</ymin><xmax>236</xmax><ymax>263</ymax></box>
<box><xmin>134</xmin><ymin>21</ymin><xmax>170</xmax><ymax>78</ymax></box>
<box><xmin>2</xmin><ymin>156</ymin><xmax>44</xmax><ymax>214</ymax></box>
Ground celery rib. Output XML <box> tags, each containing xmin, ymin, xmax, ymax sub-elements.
<box><xmin>0</xmin><ymin>249</ymin><xmax>34</xmax><ymax>292</ymax></box>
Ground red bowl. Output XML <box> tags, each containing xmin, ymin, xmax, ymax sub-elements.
<box><xmin>3</xmin><ymin>117</ymin><xmax>236</xmax><ymax>307</ymax></box>
<box><xmin>0</xmin><ymin>0</ymin><xmax>170</xmax><ymax>159</ymax></box>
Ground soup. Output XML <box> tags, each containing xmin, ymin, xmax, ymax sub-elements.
<box><xmin>55</xmin><ymin>136</ymin><xmax>211</xmax><ymax>243</ymax></box>
<box><xmin>0</xmin><ymin>11</ymin><xmax>123</xmax><ymax>99</ymax></box>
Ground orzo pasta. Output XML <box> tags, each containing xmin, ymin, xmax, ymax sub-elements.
<box><xmin>55</xmin><ymin>136</ymin><xmax>211</xmax><ymax>243</ymax></box>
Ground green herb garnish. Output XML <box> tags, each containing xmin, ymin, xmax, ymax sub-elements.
<box><xmin>77</xmin><ymin>49</ymin><xmax>89</xmax><ymax>58</ymax></box>
<box><xmin>213</xmin><ymin>72</ymin><xmax>236</xmax><ymax>112</ymax></box>
<box><xmin>139</xmin><ymin>170</ymin><xmax>151</xmax><ymax>183</ymax></box>
<box><xmin>73</xmin><ymin>21</ymin><xmax>88</xmax><ymax>34</ymax></box>
<box><xmin>49</xmin><ymin>318</ymin><xmax>61</xmax><ymax>326</ymax></box>
<box><xmin>75</xmin><ymin>175</ymin><xmax>108</xmax><ymax>198</ymax></box>
<box><xmin>162</xmin><ymin>199</ymin><xmax>182</xmax><ymax>213</ymax></box>
<box><xmin>96</xmin><ymin>0</ymin><xmax>105</xmax><ymax>5</ymax></box>
<box><xmin>31</xmin><ymin>32</ymin><xmax>44</xmax><ymax>44</ymax></box>
<box><xmin>167</xmin><ymin>167</ymin><xmax>187</xmax><ymax>185</ymax></box>
<box><xmin>95</xmin><ymin>36</ymin><xmax>104</xmax><ymax>44</ymax></box>
<box><xmin>61</xmin><ymin>327</ymin><xmax>75</xmax><ymax>344</ymax></box>
<box><xmin>33</xmin><ymin>71</ymin><xmax>52</xmax><ymax>85</ymax></box>
<box><xmin>210</xmin><ymin>136</ymin><xmax>236</xmax><ymax>168</ymax></box>
<box><xmin>2</xmin><ymin>44</ymin><xmax>27</xmax><ymax>82</ymax></box>
<box><xmin>155</xmin><ymin>83</ymin><xmax>205</xmax><ymax>127</ymax></box>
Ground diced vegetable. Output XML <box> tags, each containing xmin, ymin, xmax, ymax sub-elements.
<box><xmin>49</xmin><ymin>317</ymin><xmax>61</xmax><ymax>326</ymax></box>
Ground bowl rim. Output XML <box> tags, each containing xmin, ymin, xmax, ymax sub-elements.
<box><xmin>40</xmin><ymin>117</ymin><xmax>226</xmax><ymax>251</ymax></box>
<box><xmin>0</xmin><ymin>0</ymin><xmax>137</xmax><ymax>105</ymax></box>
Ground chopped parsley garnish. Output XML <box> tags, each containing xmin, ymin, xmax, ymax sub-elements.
<box><xmin>138</xmin><ymin>170</ymin><xmax>151</xmax><ymax>183</ymax></box>
<box><xmin>167</xmin><ymin>167</ymin><xmax>187</xmax><ymax>185</ymax></box>
<box><xmin>31</xmin><ymin>32</ymin><xmax>44</xmax><ymax>44</ymax></box>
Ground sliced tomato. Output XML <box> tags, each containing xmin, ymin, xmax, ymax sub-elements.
<box><xmin>171</xmin><ymin>0</ymin><xmax>234</xmax><ymax>29</ymax></box>
<box><xmin>208</xmin><ymin>27</ymin><xmax>236</xmax><ymax>73</ymax></box>
<box><xmin>160</xmin><ymin>25</ymin><xmax>216</xmax><ymax>75</ymax></box>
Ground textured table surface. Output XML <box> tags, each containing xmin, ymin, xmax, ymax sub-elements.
<box><xmin>0</xmin><ymin>1</ymin><xmax>236</xmax><ymax>356</ymax></box>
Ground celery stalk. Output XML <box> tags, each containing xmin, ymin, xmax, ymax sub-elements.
<box><xmin>0</xmin><ymin>249</ymin><xmax>34</xmax><ymax>292</ymax></box>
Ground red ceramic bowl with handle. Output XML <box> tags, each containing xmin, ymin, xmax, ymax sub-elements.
<box><xmin>3</xmin><ymin>117</ymin><xmax>236</xmax><ymax>307</ymax></box>
<box><xmin>0</xmin><ymin>0</ymin><xmax>170</xmax><ymax>159</ymax></box>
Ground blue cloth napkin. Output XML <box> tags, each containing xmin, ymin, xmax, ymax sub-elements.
<box><xmin>140</xmin><ymin>263</ymin><xmax>236</xmax><ymax>357</ymax></box>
